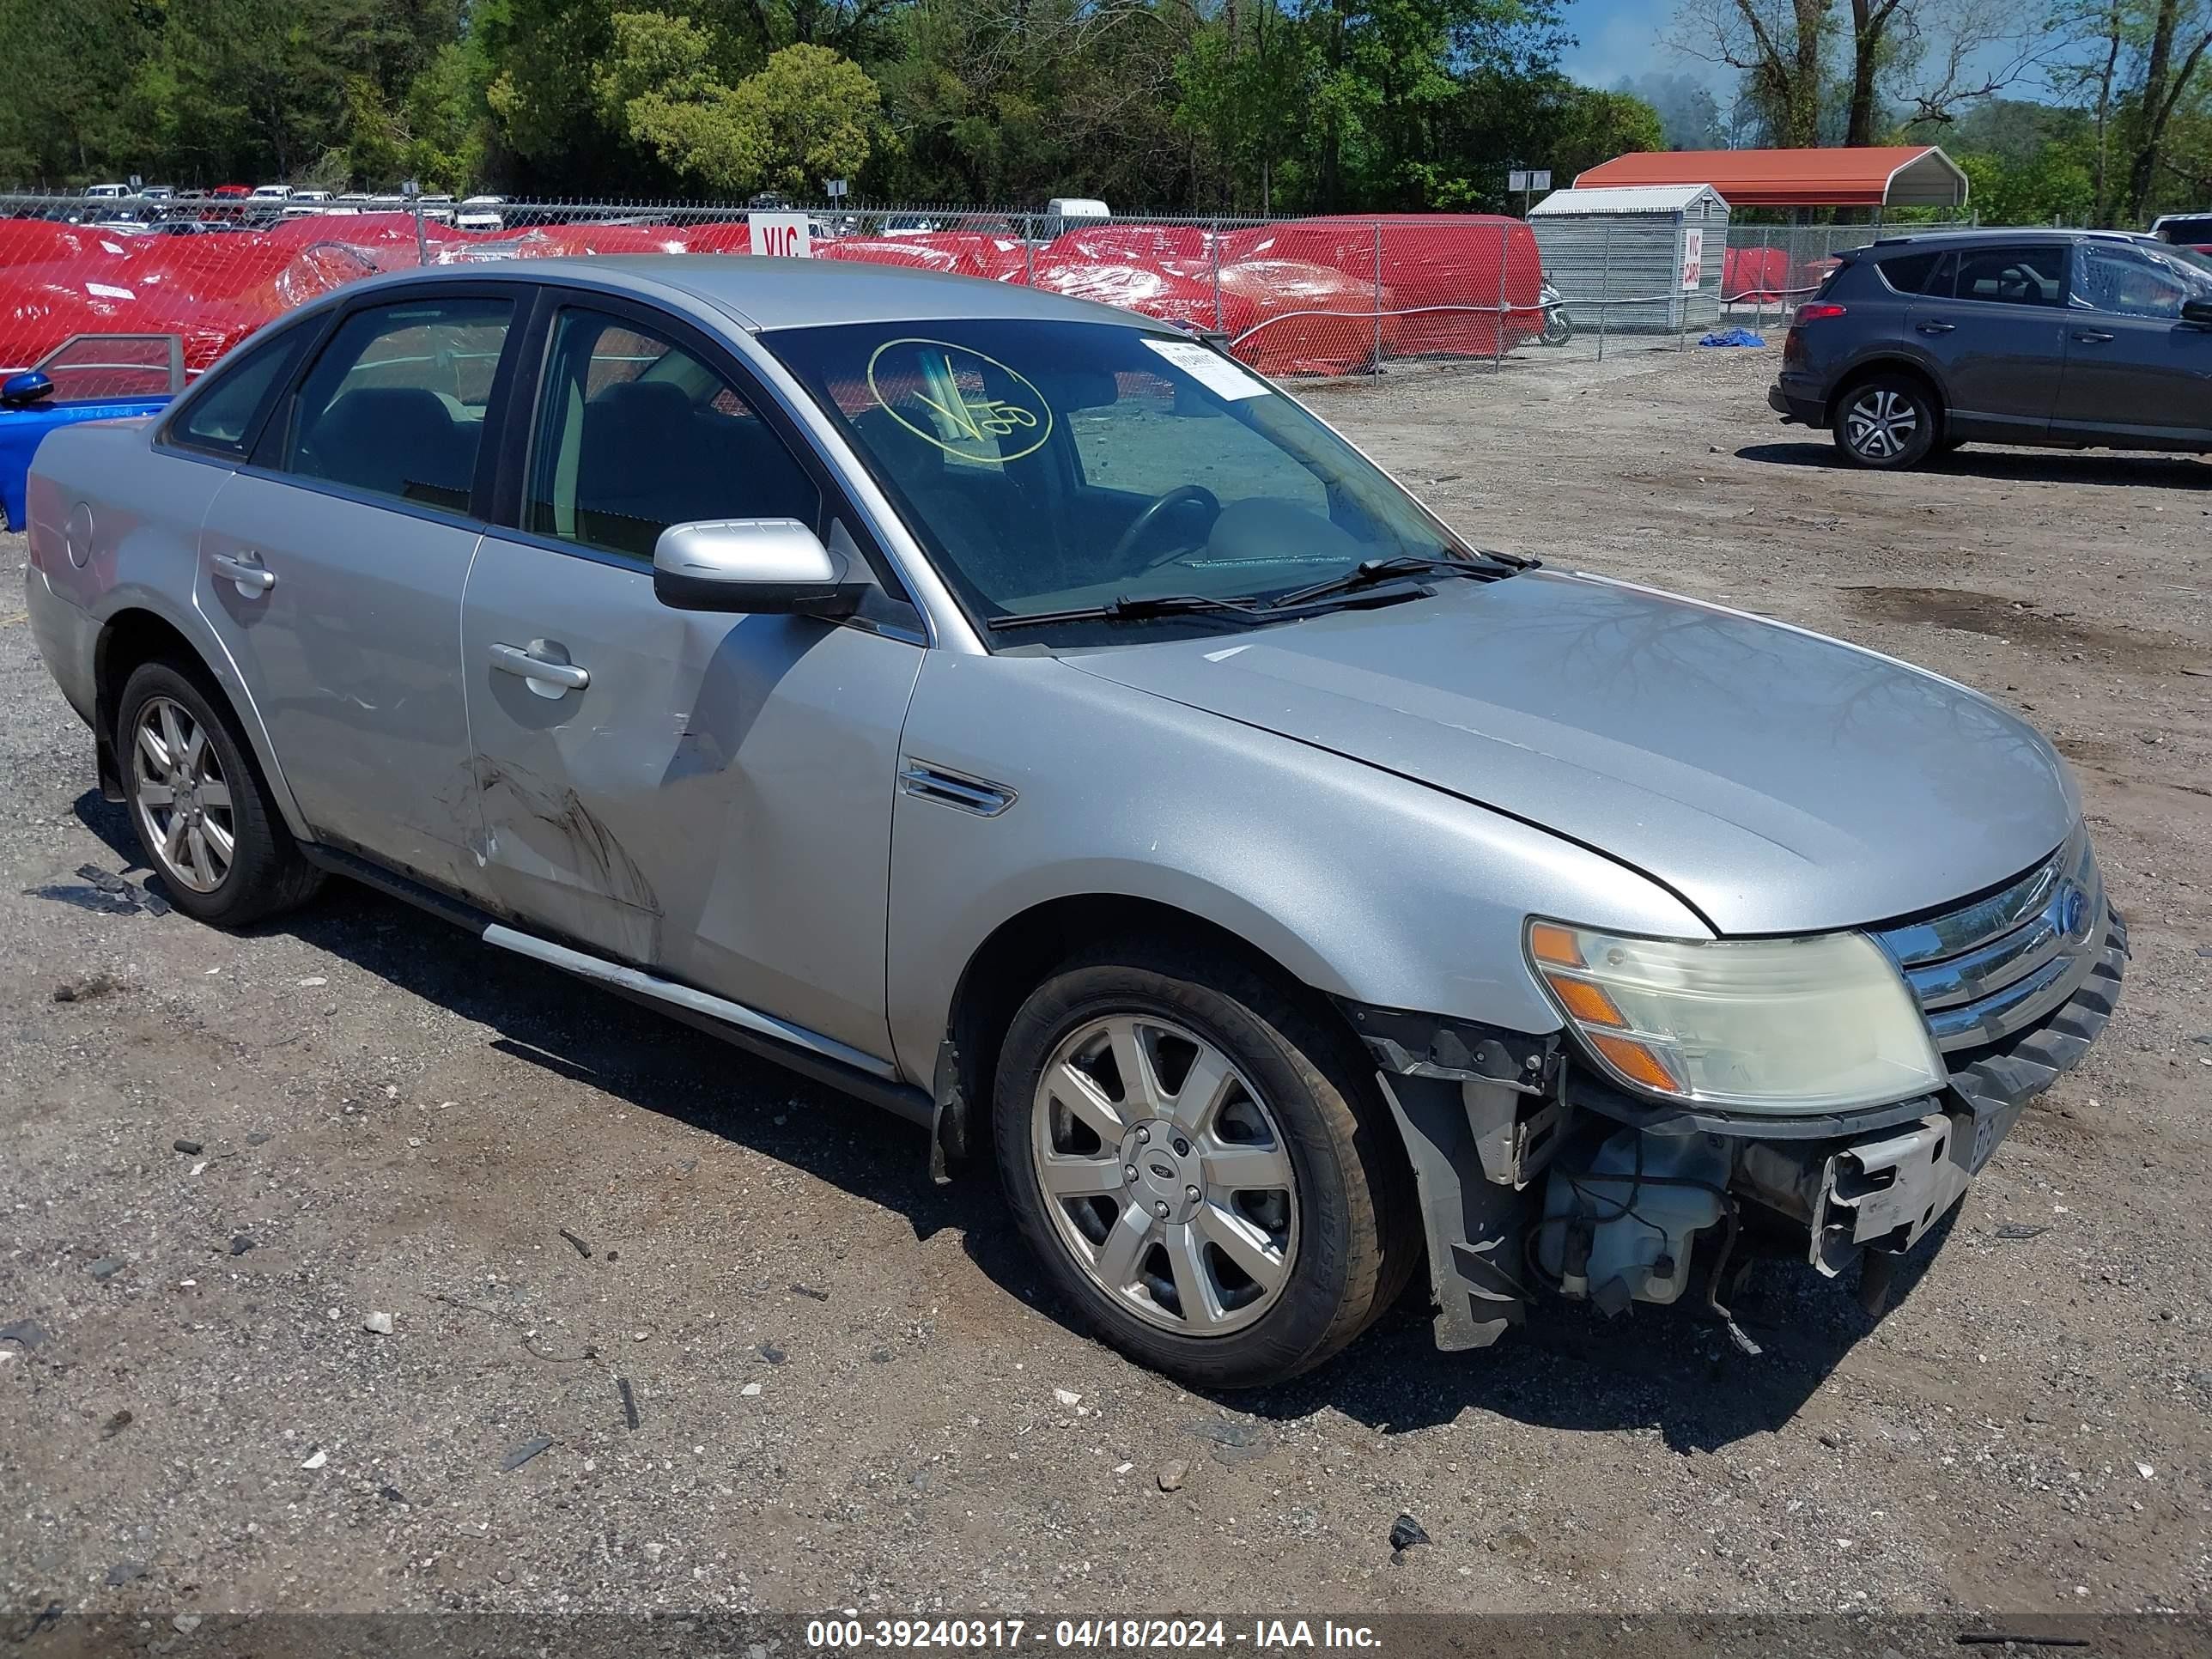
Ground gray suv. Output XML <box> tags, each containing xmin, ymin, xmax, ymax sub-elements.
<box><xmin>1770</xmin><ymin>228</ymin><xmax>2212</xmax><ymax>467</ymax></box>
<box><xmin>24</xmin><ymin>258</ymin><xmax>2124</xmax><ymax>1388</ymax></box>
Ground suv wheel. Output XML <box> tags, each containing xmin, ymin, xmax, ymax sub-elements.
<box><xmin>993</xmin><ymin>943</ymin><xmax>1415</xmax><ymax>1389</ymax></box>
<box><xmin>118</xmin><ymin>659</ymin><xmax>323</xmax><ymax>927</ymax></box>
<box><xmin>1833</xmin><ymin>374</ymin><xmax>1938</xmax><ymax>469</ymax></box>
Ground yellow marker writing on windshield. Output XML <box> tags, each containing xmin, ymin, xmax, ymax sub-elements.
<box><xmin>865</xmin><ymin>338</ymin><xmax>1054</xmax><ymax>464</ymax></box>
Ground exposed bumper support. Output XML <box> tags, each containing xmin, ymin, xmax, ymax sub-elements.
<box><xmin>1358</xmin><ymin>907</ymin><xmax>2127</xmax><ymax>1351</ymax></box>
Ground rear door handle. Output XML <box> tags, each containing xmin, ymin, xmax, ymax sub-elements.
<box><xmin>1915</xmin><ymin>320</ymin><xmax>1955</xmax><ymax>335</ymax></box>
<box><xmin>2072</xmin><ymin>329</ymin><xmax>2116</xmax><ymax>344</ymax></box>
<box><xmin>210</xmin><ymin>551</ymin><xmax>275</xmax><ymax>594</ymax></box>
<box><xmin>489</xmin><ymin>641</ymin><xmax>590</xmax><ymax>691</ymax></box>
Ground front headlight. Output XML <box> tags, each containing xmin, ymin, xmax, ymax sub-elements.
<box><xmin>1526</xmin><ymin>919</ymin><xmax>1946</xmax><ymax>1115</ymax></box>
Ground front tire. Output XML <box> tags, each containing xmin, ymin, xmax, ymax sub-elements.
<box><xmin>993</xmin><ymin>942</ymin><xmax>1416</xmax><ymax>1389</ymax></box>
<box><xmin>1832</xmin><ymin>374</ymin><xmax>1939</xmax><ymax>469</ymax></box>
<box><xmin>117</xmin><ymin>659</ymin><xmax>323</xmax><ymax>927</ymax></box>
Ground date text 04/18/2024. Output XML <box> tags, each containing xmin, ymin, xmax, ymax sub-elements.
<box><xmin>803</xmin><ymin>1620</ymin><xmax>1383</xmax><ymax>1650</ymax></box>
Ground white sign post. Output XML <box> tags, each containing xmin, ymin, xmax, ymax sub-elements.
<box><xmin>1680</xmin><ymin>227</ymin><xmax>1705</xmax><ymax>291</ymax></box>
<box><xmin>750</xmin><ymin>212</ymin><xmax>812</xmax><ymax>258</ymax></box>
<box><xmin>1507</xmin><ymin>168</ymin><xmax>1553</xmax><ymax>215</ymax></box>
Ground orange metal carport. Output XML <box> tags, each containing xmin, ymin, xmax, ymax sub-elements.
<box><xmin>1574</xmin><ymin>147</ymin><xmax>1969</xmax><ymax>210</ymax></box>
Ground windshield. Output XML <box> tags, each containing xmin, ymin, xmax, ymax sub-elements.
<box><xmin>762</xmin><ymin>319</ymin><xmax>1475</xmax><ymax>632</ymax></box>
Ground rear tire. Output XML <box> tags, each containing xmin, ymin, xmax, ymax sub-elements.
<box><xmin>1832</xmin><ymin>373</ymin><xmax>1939</xmax><ymax>469</ymax></box>
<box><xmin>992</xmin><ymin>940</ymin><xmax>1417</xmax><ymax>1389</ymax></box>
<box><xmin>117</xmin><ymin>659</ymin><xmax>323</xmax><ymax>927</ymax></box>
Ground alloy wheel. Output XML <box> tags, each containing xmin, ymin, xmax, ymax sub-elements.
<box><xmin>1844</xmin><ymin>387</ymin><xmax>1919</xmax><ymax>460</ymax></box>
<box><xmin>131</xmin><ymin>696</ymin><xmax>236</xmax><ymax>894</ymax></box>
<box><xmin>1030</xmin><ymin>1013</ymin><xmax>1298</xmax><ymax>1337</ymax></box>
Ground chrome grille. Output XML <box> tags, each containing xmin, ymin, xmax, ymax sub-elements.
<box><xmin>1875</xmin><ymin>828</ymin><xmax>2104</xmax><ymax>1054</ymax></box>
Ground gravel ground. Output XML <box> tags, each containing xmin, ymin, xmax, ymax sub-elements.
<box><xmin>2</xmin><ymin>342</ymin><xmax>2208</xmax><ymax>1625</ymax></box>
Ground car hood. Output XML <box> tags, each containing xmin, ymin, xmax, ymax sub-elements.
<box><xmin>1061</xmin><ymin>570</ymin><xmax>2076</xmax><ymax>935</ymax></box>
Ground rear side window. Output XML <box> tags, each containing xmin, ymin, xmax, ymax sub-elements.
<box><xmin>1876</xmin><ymin>252</ymin><xmax>1945</xmax><ymax>295</ymax></box>
<box><xmin>168</xmin><ymin>331</ymin><xmax>308</xmax><ymax>455</ymax></box>
<box><xmin>1951</xmin><ymin>246</ymin><xmax>2066</xmax><ymax>307</ymax></box>
<box><xmin>282</xmin><ymin>296</ymin><xmax>514</xmax><ymax>513</ymax></box>
<box><xmin>2158</xmin><ymin>216</ymin><xmax>2212</xmax><ymax>245</ymax></box>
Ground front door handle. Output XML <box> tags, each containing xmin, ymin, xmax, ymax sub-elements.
<box><xmin>1915</xmin><ymin>320</ymin><xmax>1956</xmax><ymax>335</ymax></box>
<box><xmin>489</xmin><ymin>641</ymin><xmax>590</xmax><ymax>692</ymax></box>
<box><xmin>2072</xmin><ymin>329</ymin><xmax>2116</xmax><ymax>344</ymax></box>
<box><xmin>210</xmin><ymin>551</ymin><xmax>275</xmax><ymax>594</ymax></box>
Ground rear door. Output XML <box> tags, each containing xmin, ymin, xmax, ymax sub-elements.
<box><xmin>2051</xmin><ymin>239</ymin><xmax>2212</xmax><ymax>447</ymax></box>
<box><xmin>194</xmin><ymin>285</ymin><xmax>523</xmax><ymax>896</ymax></box>
<box><xmin>459</xmin><ymin>293</ymin><xmax>926</xmax><ymax>1060</ymax></box>
<box><xmin>1905</xmin><ymin>243</ymin><xmax>2070</xmax><ymax>440</ymax></box>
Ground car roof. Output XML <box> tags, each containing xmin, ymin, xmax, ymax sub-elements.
<box><xmin>1860</xmin><ymin>227</ymin><xmax>2156</xmax><ymax>253</ymax></box>
<box><xmin>335</xmin><ymin>252</ymin><xmax>1175</xmax><ymax>334</ymax></box>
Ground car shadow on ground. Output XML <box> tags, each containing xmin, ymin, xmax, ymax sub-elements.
<box><xmin>1736</xmin><ymin>440</ymin><xmax>2210</xmax><ymax>487</ymax></box>
<box><xmin>67</xmin><ymin>787</ymin><xmax>1914</xmax><ymax>1455</ymax></box>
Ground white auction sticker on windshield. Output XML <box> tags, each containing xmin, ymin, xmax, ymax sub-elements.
<box><xmin>1143</xmin><ymin>337</ymin><xmax>1271</xmax><ymax>400</ymax></box>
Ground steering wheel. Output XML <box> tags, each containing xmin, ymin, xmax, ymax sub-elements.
<box><xmin>1105</xmin><ymin>484</ymin><xmax>1223</xmax><ymax>570</ymax></box>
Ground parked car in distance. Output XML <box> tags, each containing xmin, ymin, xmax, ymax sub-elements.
<box><xmin>283</xmin><ymin>191</ymin><xmax>334</xmax><ymax>217</ymax></box>
<box><xmin>456</xmin><ymin>195</ymin><xmax>507</xmax><ymax>231</ymax></box>
<box><xmin>2</xmin><ymin>332</ymin><xmax>183</xmax><ymax>532</ymax></box>
<box><xmin>210</xmin><ymin>185</ymin><xmax>252</xmax><ymax>200</ymax></box>
<box><xmin>22</xmin><ymin>259</ymin><xmax>2124</xmax><ymax>1389</ymax></box>
<box><xmin>82</xmin><ymin>183</ymin><xmax>131</xmax><ymax>199</ymax></box>
<box><xmin>249</xmin><ymin>185</ymin><xmax>292</xmax><ymax>202</ymax></box>
<box><xmin>2150</xmin><ymin>212</ymin><xmax>2212</xmax><ymax>252</ymax></box>
<box><xmin>1771</xmin><ymin>228</ymin><xmax>2212</xmax><ymax>468</ymax></box>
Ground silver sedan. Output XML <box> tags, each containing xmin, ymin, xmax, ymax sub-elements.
<box><xmin>22</xmin><ymin>258</ymin><xmax>2123</xmax><ymax>1386</ymax></box>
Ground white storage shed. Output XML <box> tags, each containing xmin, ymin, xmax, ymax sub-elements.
<box><xmin>1528</xmin><ymin>183</ymin><xmax>1729</xmax><ymax>334</ymax></box>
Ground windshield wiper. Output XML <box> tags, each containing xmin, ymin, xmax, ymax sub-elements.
<box><xmin>1264</xmin><ymin>551</ymin><xmax>1533</xmax><ymax>613</ymax></box>
<box><xmin>986</xmin><ymin>593</ymin><xmax>1267</xmax><ymax>632</ymax></box>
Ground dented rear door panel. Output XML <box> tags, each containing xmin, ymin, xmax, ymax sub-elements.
<box><xmin>458</xmin><ymin>533</ymin><xmax>924</xmax><ymax>1060</ymax></box>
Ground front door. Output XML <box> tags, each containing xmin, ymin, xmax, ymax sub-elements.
<box><xmin>195</xmin><ymin>289</ymin><xmax>520</xmax><ymax>896</ymax></box>
<box><xmin>459</xmin><ymin>300</ymin><xmax>925</xmax><ymax>1060</ymax></box>
<box><xmin>1905</xmin><ymin>243</ymin><xmax>2071</xmax><ymax>441</ymax></box>
<box><xmin>2051</xmin><ymin>238</ymin><xmax>2212</xmax><ymax>447</ymax></box>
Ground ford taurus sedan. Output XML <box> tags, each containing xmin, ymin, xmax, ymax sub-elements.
<box><xmin>22</xmin><ymin>258</ymin><xmax>2124</xmax><ymax>1387</ymax></box>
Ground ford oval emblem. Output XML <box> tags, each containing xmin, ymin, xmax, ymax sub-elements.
<box><xmin>2057</xmin><ymin>881</ymin><xmax>2087</xmax><ymax>938</ymax></box>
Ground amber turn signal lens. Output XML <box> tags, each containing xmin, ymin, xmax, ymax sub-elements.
<box><xmin>1546</xmin><ymin>974</ymin><xmax>1627</xmax><ymax>1029</ymax></box>
<box><xmin>1589</xmin><ymin>1033</ymin><xmax>1685</xmax><ymax>1095</ymax></box>
<box><xmin>1527</xmin><ymin>922</ymin><xmax>1584</xmax><ymax>968</ymax></box>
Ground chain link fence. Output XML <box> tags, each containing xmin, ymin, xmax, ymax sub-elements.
<box><xmin>0</xmin><ymin>191</ymin><xmax>1972</xmax><ymax>391</ymax></box>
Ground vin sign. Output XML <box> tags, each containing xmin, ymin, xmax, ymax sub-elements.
<box><xmin>750</xmin><ymin>212</ymin><xmax>812</xmax><ymax>258</ymax></box>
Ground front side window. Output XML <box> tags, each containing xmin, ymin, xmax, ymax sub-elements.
<box><xmin>524</xmin><ymin>307</ymin><xmax>821</xmax><ymax>562</ymax></box>
<box><xmin>284</xmin><ymin>295</ymin><xmax>513</xmax><ymax>511</ymax></box>
<box><xmin>2072</xmin><ymin>240</ymin><xmax>2212</xmax><ymax>319</ymax></box>
<box><xmin>1949</xmin><ymin>246</ymin><xmax>2066</xmax><ymax>307</ymax></box>
<box><xmin>762</xmin><ymin>319</ymin><xmax>1469</xmax><ymax>630</ymax></box>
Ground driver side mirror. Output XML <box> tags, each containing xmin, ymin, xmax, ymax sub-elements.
<box><xmin>652</xmin><ymin>518</ymin><xmax>866</xmax><ymax>618</ymax></box>
<box><xmin>1</xmin><ymin>370</ymin><xmax>54</xmax><ymax>408</ymax></box>
<box><xmin>2182</xmin><ymin>299</ymin><xmax>2212</xmax><ymax>327</ymax></box>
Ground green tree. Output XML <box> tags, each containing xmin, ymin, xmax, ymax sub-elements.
<box><xmin>617</xmin><ymin>34</ymin><xmax>883</xmax><ymax>194</ymax></box>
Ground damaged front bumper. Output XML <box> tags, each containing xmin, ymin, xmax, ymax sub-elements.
<box><xmin>1347</xmin><ymin>902</ymin><xmax>2128</xmax><ymax>1352</ymax></box>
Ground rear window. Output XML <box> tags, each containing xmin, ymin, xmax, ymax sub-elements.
<box><xmin>1875</xmin><ymin>251</ymin><xmax>1946</xmax><ymax>295</ymax></box>
<box><xmin>2157</xmin><ymin>216</ymin><xmax>2212</xmax><ymax>245</ymax></box>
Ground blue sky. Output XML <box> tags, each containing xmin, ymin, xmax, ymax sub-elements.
<box><xmin>1560</xmin><ymin>0</ymin><xmax>1696</xmax><ymax>92</ymax></box>
<box><xmin>1559</xmin><ymin>0</ymin><xmax>2051</xmax><ymax>108</ymax></box>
